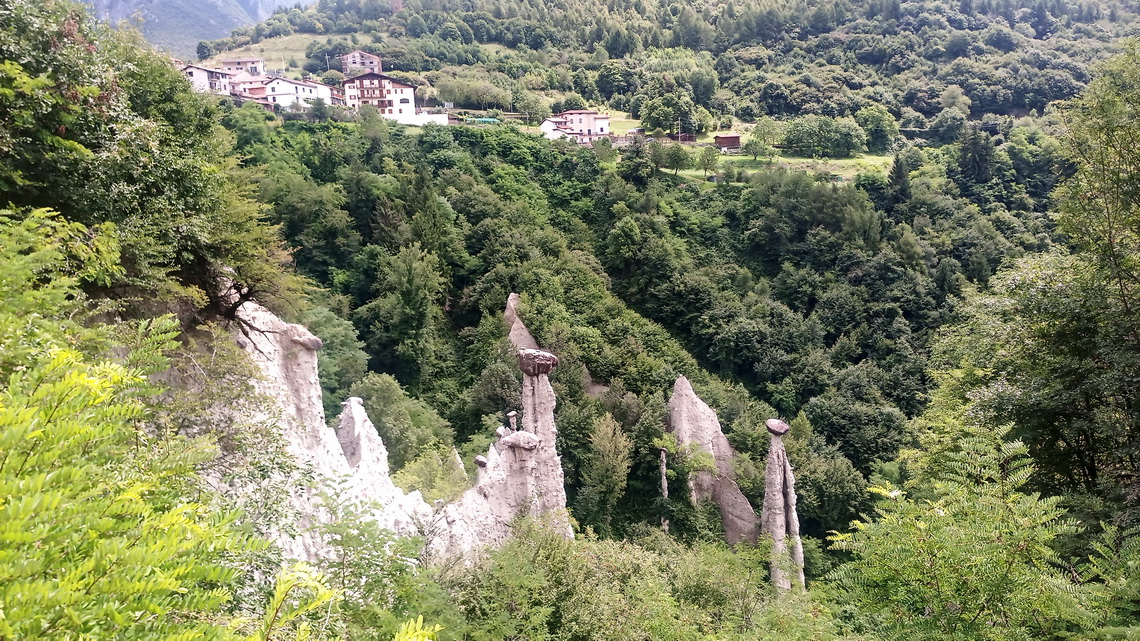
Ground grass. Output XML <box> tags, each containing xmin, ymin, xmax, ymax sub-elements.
<box><xmin>203</xmin><ymin>32</ymin><xmax>371</xmax><ymax>74</ymax></box>
<box><xmin>724</xmin><ymin>154</ymin><xmax>893</xmax><ymax>180</ymax></box>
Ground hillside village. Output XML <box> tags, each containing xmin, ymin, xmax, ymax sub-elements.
<box><xmin>179</xmin><ymin>51</ymin><xmax>714</xmax><ymax>147</ymax></box>
<box><xmin>180</xmin><ymin>50</ymin><xmax>452</xmax><ymax>126</ymax></box>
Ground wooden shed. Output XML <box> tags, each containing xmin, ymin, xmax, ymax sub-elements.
<box><xmin>714</xmin><ymin>134</ymin><xmax>742</xmax><ymax>151</ymax></box>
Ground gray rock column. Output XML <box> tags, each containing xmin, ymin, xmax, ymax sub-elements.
<box><xmin>760</xmin><ymin>418</ymin><xmax>805</xmax><ymax>592</ymax></box>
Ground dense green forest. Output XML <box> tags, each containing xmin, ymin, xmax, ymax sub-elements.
<box><xmin>202</xmin><ymin>0</ymin><xmax>1140</xmax><ymax>138</ymax></box>
<box><xmin>5</xmin><ymin>0</ymin><xmax>1140</xmax><ymax>639</ymax></box>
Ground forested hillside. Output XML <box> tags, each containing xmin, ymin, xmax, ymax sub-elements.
<box><xmin>202</xmin><ymin>0</ymin><xmax>1140</xmax><ymax>135</ymax></box>
<box><xmin>84</xmin><ymin>0</ymin><xmax>298</xmax><ymax>55</ymax></box>
<box><xmin>6</xmin><ymin>0</ymin><xmax>1140</xmax><ymax>639</ymax></box>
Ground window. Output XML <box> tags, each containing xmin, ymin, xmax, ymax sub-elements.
<box><xmin>400</xmin><ymin>98</ymin><xmax>409</xmax><ymax>104</ymax></box>
<box><xmin>398</xmin><ymin>109</ymin><xmax>403</xmax><ymax>114</ymax></box>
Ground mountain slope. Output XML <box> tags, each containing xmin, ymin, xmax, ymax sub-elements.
<box><xmin>85</xmin><ymin>0</ymin><xmax>298</xmax><ymax>55</ymax></box>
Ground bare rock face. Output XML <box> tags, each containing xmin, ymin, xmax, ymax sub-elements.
<box><xmin>429</xmin><ymin>348</ymin><xmax>572</xmax><ymax>559</ymax></box>
<box><xmin>666</xmin><ymin>376</ymin><xmax>761</xmax><ymax>546</ymax></box>
<box><xmin>236</xmin><ymin>301</ymin><xmax>430</xmax><ymax>560</ymax></box>
<box><xmin>337</xmin><ymin>397</ymin><xmax>434</xmax><ymax>534</ymax></box>
<box><xmin>760</xmin><ymin>419</ymin><xmax>805</xmax><ymax>592</ymax></box>
<box><xmin>505</xmin><ymin>293</ymin><xmax>608</xmax><ymax>397</ymax></box>
<box><xmin>236</xmin><ymin>299</ymin><xmax>570</xmax><ymax>563</ymax></box>
<box><xmin>504</xmin><ymin>293</ymin><xmax>540</xmax><ymax>351</ymax></box>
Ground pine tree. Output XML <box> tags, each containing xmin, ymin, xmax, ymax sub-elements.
<box><xmin>887</xmin><ymin>154</ymin><xmax>912</xmax><ymax>205</ymax></box>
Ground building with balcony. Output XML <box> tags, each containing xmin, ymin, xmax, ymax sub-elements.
<box><xmin>182</xmin><ymin>64</ymin><xmax>232</xmax><ymax>95</ymax></box>
<box><xmin>343</xmin><ymin>72</ymin><xmax>419</xmax><ymax>122</ymax></box>
<box><xmin>540</xmin><ymin>110</ymin><xmax>611</xmax><ymax>144</ymax></box>
<box><xmin>339</xmin><ymin>50</ymin><xmax>382</xmax><ymax>74</ymax></box>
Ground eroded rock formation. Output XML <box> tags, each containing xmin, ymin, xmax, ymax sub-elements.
<box><xmin>236</xmin><ymin>299</ymin><xmax>571</xmax><ymax>563</ymax></box>
<box><xmin>236</xmin><ymin>301</ymin><xmax>432</xmax><ymax>560</ymax></box>
<box><xmin>429</xmin><ymin>348</ymin><xmax>572</xmax><ymax>559</ymax></box>
<box><xmin>505</xmin><ymin>292</ymin><xmax>540</xmax><ymax>351</ymax></box>
<box><xmin>760</xmin><ymin>419</ymin><xmax>805</xmax><ymax>591</ymax></box>
<box><xmin>666</xmin><ymin>376</ymin><xmax>761</xmax><ymax>546</ymax></box>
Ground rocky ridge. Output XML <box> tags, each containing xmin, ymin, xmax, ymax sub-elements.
<box><xmin>666</xmin><ymin>375</ymin><xmax>762</xmax><ymax>546</ymax></box>
<box><xmin>235</xmin><ymin>296</ymin><xmax>570</xmax><ymax>562</ymax></box>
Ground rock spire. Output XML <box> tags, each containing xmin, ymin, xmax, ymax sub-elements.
<box><xmin>235</xmin><ymin>298</ymin><xmax>572</xmax><ymax>564</ymax></box>
<box><xmin>760</xmin><ymin>418</ymin><xmax>805</xmax><ymax>592</ymax></box>
<box><xmin>666</xmin><ymin>376</ymin><xmax>762</xmax><ymax>546</ymax></box>
<box><xmin>429</xmin><ymin>347</ymin><xmax>572</xmax><ymax>558</ymax></box>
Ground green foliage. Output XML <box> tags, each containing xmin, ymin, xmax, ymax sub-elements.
<box><xmin>352</xmin><ymin>245</ymin><xmax>450</xmax><ymax>393</ymax></box>
<box><xmin>829</xmin><ymin>430</ymin><xmax>1088</xmax><ymax>640</ymax></box>
<box><xmin>0</xmin><ymin>213</ymin><xmax>255</xmax><ymax>640</ymax></box>
<box><xmin>254</xmin><ymin>564</ymin><xmax>340</xmax><ymax>641</ymax></box>
<box><xmin>697</xmin><ymin>146</ymin><xmax>720</xmax><ymax>177</ymax></box>
<box><xmin>782</xmin><ymin>115</ymin><xmax>867</xmax><ymax>158</ymax></box>
<box><xmin>303</xmin><ymin>306</ymin><xmax>370</xmax><ymax>421</ymax></box>
<box><xmin>0</xmin><ymin>0</ymin><xmax>300</xmax><ymax>316</ymax></box>
<box><xmin>447</xmin><ymin>523</ymin><xmax>844</xmax><ymax>641</ymax></box>
<box><xmin>348</xmin><ymin>373</ymin><xmax>454</xmax><ymax>471</ymax></box>
<box><xmin>664</xmin><ymin>143</ymin><xmax>692</xmax><ymax>175</ymax></box>
<box><xmin>393</xmin><ymin>445</ymin><xmax>471</xmax><ymax>503</ymax></box>
<box><xmin>855</xmin><ymin>105</ymin><xmax>900</xmax><ymax>154</ymax></box>
<box><xmin>575</xmin><ymin>414</ymin><xmax>634</xmax><ymax>535</ymax></box>
<box><xmin>316</xmin><ymin>487</ymin><xmax>458</xmax><ymax>641</ymax></box>
<box><xmin>392</xmin><ymin>616</ymin><xmax>443</xmax><ymax>641</ymax></box>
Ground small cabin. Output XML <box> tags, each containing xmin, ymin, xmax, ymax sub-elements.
<box><xmin>714</xmin><ymin>134</ymin><xmax>742</xmax><ymax>151</ymax></box>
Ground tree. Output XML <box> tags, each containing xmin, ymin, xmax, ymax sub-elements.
<box><xmin>593</xmin><ymin>136</ymin><xmax>618</xmax><ymax>163</ymax></box>
<box><xmin>697</xmin><ymin>145</ymin><xmax>720</xmax><ymax>176</ymax></box>
<box><xmin>956</xmin><ymin>122</ymin><xmax>995</xmax><ymax>185</ymax></box>
<box><xmin>351</xmin><ymin>244</ymin><xmax>448</xmax><ymax>391</ymax></box>
<box><xmin>648</xmin><ymin>138</ymin><xmax>669</xmax><ymax>173</ymax></box>
<box><xmin>640</xmin><ymin>93</ymin><xmax>698</xmax><ymax>134</ymax></box>
<box><xmin>832</xmin><ymin>117</ymin><xmax>868</xmax><ymax>157</ymax></box>
<box><xmin>302</xmin><ymin>306</ymin><xmax>369</xmax><ymax>420</ymax></box>
<box><xmin>744</xmin><ymin>116</ymin><xmax>780</xmax><ymax>160</ymax></box>
<box><xmin>406</xmin><ymin>14</ymin><xmax>427</xmax><ymax>37</ymax></box>
<box><xmin>930</xmin><ymin>106</ymin><xmax>969</xmax><ymax>144</ymax></box>
<box><xmin>562</xmin><ymin>93</ymin><xmax>588</xmax><ymax>111</ymax></box>
<box><xmin>308</xmin><ymin>97</ymin><xmax>331</xmax><ymax>122</ymax></box>
<box><xmin>197</xmin><ymin>40</ymin><xmax>215</xmax><ymax>60</ymax></box>
<box><xmin>941</xmin><ymin>84</ymin><xmax>973</xmax><ymax>113</ymax></box>
<box><xmin>782</xmin><ymin>115</ymin><xmax>865</xmax><ymax>158</ymax></box>
<box><xmin>617</xmin><ymin>135</ymin><xmax>655</xmax><ymax>186</ymax></box>
<box><xmin>855</xmin><ymin>104</ymin><xmax>900</xmax><ymax>153</ymax></box>
<box><xmin>347</xmin><ymin>373</ymin><xmax>454</xmax><ymax>471</ymax></box>
<box><xmin>830</xmin><ymin>430</ymin><xmax>1087</xmax><ymax>640</ymax></box>
<box><xmin>0</xmin><ymin>211</ymin><xmax>253</xmax><ymax>640</ymax></box>
<box><xmin>742</xmin><ymin>137</ymin><xmax>767</xmax><ymax>160</ymax></box>
<box><xmin>887</xmin><ymin>153</ymin><xmax>912</xmax><ymax>205</ymax></box>
<box><xmin>574</xmin><ymin>414</ymin><xmax>634</xmax><ymax>534</ymax></box>
<box><xmin>0</xmin><ymin>0</ymin><xmax>300</xmax><ymax>317</ymax></box>
<box><xmin>665</xmin><ymin>143</ymin><xmax>692</xmax><ymax>174</ymax></box>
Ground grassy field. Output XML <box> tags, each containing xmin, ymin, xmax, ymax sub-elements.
<box><xmin>728</xmin><ymin>154</ymin><xmax>894</xmax><ymax>179</ymax></box>
<box><xmin>668</xmin><ymin>153</ymin><xmax>893</xmax><ymax>185</ymax></box>
<box><xmin>204</xmin><ymin>32</ymin><xmax>330</xmax><ymax>71</ymax></box>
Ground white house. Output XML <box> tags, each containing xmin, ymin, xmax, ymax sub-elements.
<box><xmin>219</xmin><ymin>56</ymin><xmax>264</xmax><ymax>76</ymax></box>
<box><xmin>263</xmin><ymin>77</ymin><xmax>336</xmax><ymax>110</ymax></box>
<box><xmin>540</xmin><ymin>110</ymin><xmax>611</xmax><ymax>144</ymax></box>
<box><xmin>343</xmin><ymin>72</ymin><xmax>420</xmax><ymax>123</ymax></box>
<box><xmin>181</xmin><ymin>64</ymin><xmax>232</xmax><ymax>95</ymax></box>
<box><xmin>339</xmin><ymin>50</ymin><xmax>382</xmax><ymax>74</ymax></box>
<box><xmin>228</xmin><ymin>71</ymin><xmax>269</xmax><ymax>95</ymax></box>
